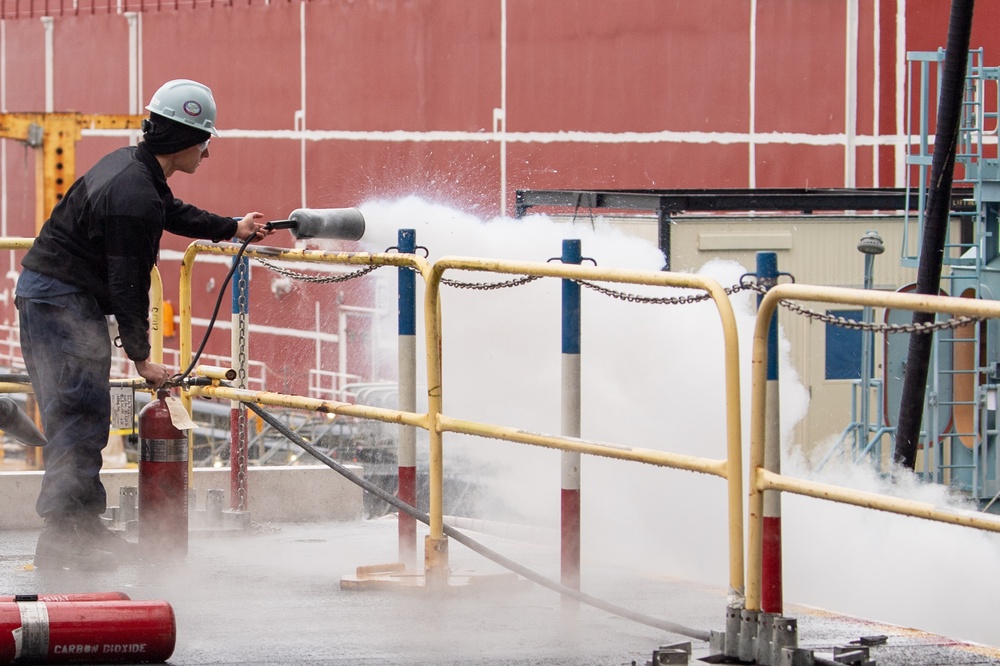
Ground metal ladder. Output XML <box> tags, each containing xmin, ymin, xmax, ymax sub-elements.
<box><xmin>904</xmin><ymin>48</ymin><xmax>1000</xmax><ymax>499</ymax></box>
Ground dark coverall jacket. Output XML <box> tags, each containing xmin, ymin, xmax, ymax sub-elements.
<box><xmin>16</xmin><ymin>142</ymin><xmax>237</xmax><ymax>520</ymax></box>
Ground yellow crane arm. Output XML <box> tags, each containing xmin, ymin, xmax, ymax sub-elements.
<box><xmin>0</xmin><ymin>112</ymin><xmax>145</xmax><ymax>230</ymax></box>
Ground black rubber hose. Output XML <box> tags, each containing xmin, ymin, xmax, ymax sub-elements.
<box><xmin>243</xmin><ymin>401</ymin><xmax>712</xmax><ymax>641</ymax></box>
<box><xmin>0</xmin><ymin>374</ymin><xmax>30</xmax><ymax>383</ymax></box>
<box><xmin>894</xmin><ymin>0</ymin><xmax>976</xmax><ymax>469</ymax></box>
<box><xmin>176</xmin><ymin>233</ymin><xmax>257</xmax><ymax>382</ymax></box>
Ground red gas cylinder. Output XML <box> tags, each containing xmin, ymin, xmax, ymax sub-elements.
<box><xmin>137</xmin><ymin>388</ymin><xmax>188</xmax><ymax>561</ymax></box>
<box><xmin>0</xmin><ymin>599</ymin><xmax>175</xmax><ymax>663</ymax></box>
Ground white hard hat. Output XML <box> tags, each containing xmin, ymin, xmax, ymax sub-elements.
<box><xmin>145</xmin><ymin>79</ymin><xmax>220</xmax><ymax>137</ymax></box>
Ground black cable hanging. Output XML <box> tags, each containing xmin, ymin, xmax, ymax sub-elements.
<box><xmin>244</xmin><ymin>399</ymin><xmax>711</xmax><ymax>642</ymax></box>
<box><xmin>895</xmin><ymin>0</ymin><xmax>976</xmax><ymax>470</ymax></box>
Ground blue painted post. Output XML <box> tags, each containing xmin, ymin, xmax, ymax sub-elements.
<box><xmin>561</xmin><ymin>239</ymin><xmax>582</xmax><ymax>594</ymax></box>
<box><xmin>757</xmin><ymin>251</ymin><xmax>782</xmax><ymax>614</ymax></box>
<box><xmin>397</xmin><ymin>229</ymin><xmax>418</xmax><ymax>568</ymax></box>
<box><xmin>230</xmin><ymin>253</ymin><xmax>251</xmax><ymax>513</ymax></box>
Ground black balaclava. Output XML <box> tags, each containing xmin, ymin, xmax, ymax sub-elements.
<box><xmin>141</xmin><ymin>113</ymin><xmax>211</xmax><ymax>155</ymax></box>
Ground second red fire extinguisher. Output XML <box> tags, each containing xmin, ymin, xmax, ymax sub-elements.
<box><xmin>137</xmin><ymin>388</ymin><xmax>188</xmax><ymax>561</ymax></box>
<box><xmin>0</xmin><ymin>599</ymin><xmax>176</xmax><ymax>663</ymax></box>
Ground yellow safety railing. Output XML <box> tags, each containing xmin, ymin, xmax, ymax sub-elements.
<box><xmin>426</xmin><ymin>256</ymin><xmax>745</xmax><ymax>597</ymax></box>
<box><xmin>177</xmin><ymin>242</ymin><xmax>433</xmax><ymax>395</ymax></box>
<box><xmin>0</xmin><ymin>237</ymin><xmax>35</xmax><ymax>251</ymax></box>
<box><xmin>180</xmin><ymin>241</ymin><xmax>746</xmax><ymax>598</ymax></box>
<box><xmin>747</xmin><ymin>283</ymin><xmax>1000</xmax><ymax>612</ymax></box>
<box><xmin>178</xmin><ymin>241</ymin><xmax>435</xmax><ymax>481</ymax></box>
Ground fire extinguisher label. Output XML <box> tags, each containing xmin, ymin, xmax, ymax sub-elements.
<box><xmin>164</xmin><ymin>396</ymin><xmax>198</xmax><ymax>429</ymax></box>
<box><xmin>13</xmin><ymin>600</ymin><xmax>49</xmax><ymax>660</ymax></box>
<box><xmin>140</xmin><ymin>437</ymin><xmax>188</xmax><ymax>462</ymax></box>
<box><xmin>110</xmin><ymin>386</ymin><xmax>134</xmax><ymax>430</ymax></box>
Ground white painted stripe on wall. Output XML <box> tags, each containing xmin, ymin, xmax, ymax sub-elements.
<box><xmin>895</xmin><ymin>0</ymin><xmax>907</xmax><ymax>187</ymax></box>
<box><xmin>78</xmin><ymin>128</ymin><xmax>923</xmax><ymax>147</ymax></box>
<box><xmin>42</xmin><ymin>17</ymin><xmax>54</xmax><ymax>112</ymax></box>
<box><xmin>498</xmin><ymin>0</ymin><xmax>508</xmax><ymax>210</ymax></box>
<box><xmin>748</xmin><ymin>0</ymin><xmax>758</xmax><ymax>188</ymax></box>
<box><xmin>1</xmin><ymin>19</ymin><xmax>6</xmax><ymax>244</ymax></box>
<box><xmin>845</xmin><ymin>0</ymin><xmax>859</xmax><ymax>187</ymax></box>
<box><xmin>299</xmin><ymin>1</ymin><xmax>307</xmax><ymax>209</ymax></box>
<box><xmin>189</xmin><ymin>316</ymin><xmax>340</xmax><ymax>344</ymax></box>
<box><xmin>872</xmin><ymin>0</ymin><xmax>881</xmax><ymax>188</ymax></box>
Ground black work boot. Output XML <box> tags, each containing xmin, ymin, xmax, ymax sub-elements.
<box><xmin>74</xmin><ymin>513</ymin><xmax>138</xmax><ymax>563</ymax></box>
<box><xmin>34</xmin><ymin>516</ymin><xmax>117</xmax><ymax>571</ymax></box>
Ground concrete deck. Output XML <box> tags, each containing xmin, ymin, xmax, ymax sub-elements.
<box><xmin>1</xmin><ymin>515</ymin><xmax>999</xmax><ymax>665</ymax></box>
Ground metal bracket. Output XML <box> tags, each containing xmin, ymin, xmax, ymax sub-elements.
<box><xmin>26</xmin><ymin>123</ymin><xmax>43</xmax><ymax>148</ymax></box>
<box><xmin>648</xmin><ymin>642</ymin><xmax>691</xmax><ymax>665</ymax></box>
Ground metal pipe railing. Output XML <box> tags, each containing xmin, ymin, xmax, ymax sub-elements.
<box><xmin>178</xmin><ymin>240</ymin><xmax>434</xmax><ymax>490</ymax></box>
<box><xmin>179</xmin><ymin>242</ymin><xmax>747</xmax><ymax>600</ymax></box>
<box><xmin>747</xmin><ymin>282</ymin><xmax>1000</xmax><ymax>612</ymax></box>
<box><xmin>425</xmin><ymin>255</ymin><xmax>745</xmax><ymax>600</ymax></box>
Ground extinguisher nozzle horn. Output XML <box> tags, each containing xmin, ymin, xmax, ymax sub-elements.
<box><xmin>287</xmin><ymin>208</ymin><xmax>366</xmax><ymax>240</ymax></box>
<box><xmin>0</xmin><ymin>396</ymin><xmax>47</xmax><ymax>447</ymax></box>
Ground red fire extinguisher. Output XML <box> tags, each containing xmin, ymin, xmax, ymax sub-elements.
<box><xmin>0</xmin><ymin>599</ymin><xmax>175</xmax><ymax>664</ymax></box>
<box><xmin>138</xmin><ymin>388</ymin><xmax>188</xmax><ymax>561</ymax></box>
<box><xmin>0</xmin><ymin>593</ymin><xmax>129</xmax><ymax>604</ymax></box>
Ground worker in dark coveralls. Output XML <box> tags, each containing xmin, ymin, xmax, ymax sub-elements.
<box><xmin>15</xmin><ymin>79</ymin><xmax>273</xmax><ymax>570</ymax></box>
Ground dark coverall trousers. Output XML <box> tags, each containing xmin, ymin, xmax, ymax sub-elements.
<box><xmin>16</xmin><ymin>292</ymin><xmax>112</xmax><ymax>520</ymax></box>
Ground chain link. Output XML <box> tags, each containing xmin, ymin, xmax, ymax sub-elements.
<box><xmin>575</xmin><ymin>279</ymin><xmax>753</xmax><ymax>305</ymax></box>
<box><xmin>251</xmin><ymin>253</ymin><xmax>981</xmax><ymax>334</ymax></box>
<box><xmin>736</xmin><ymin>281</ymin><xmax>979</xmax><ymax>334</ymax></box>
<box><xmin>255</xmin><ymin>254</ymin><xmax>540</xmax><ymax>290</ymax></box>
<box><xmin>254</xmin><ymin>256</ymin><xmax>379</xmax><ymax>283</ymax></box>
<box><xmin>235</xmin><ymin>259</ymin><xmax>249</xmax><ymax>512</ymax></box>
<box><xmin>774</xmin><ymin>296</ymin><xmax>980</xmax><ymax>334</ymax></box>
<box><xmin>441</xmin><ymin>274</ymin><xmax>543</xmax><ymax>290</ymax></box>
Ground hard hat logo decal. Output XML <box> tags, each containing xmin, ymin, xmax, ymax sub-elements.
<box><xmin>146</xmin><ymin>80</ymin><xmax>220</xmax><ymax>136</ymax></box>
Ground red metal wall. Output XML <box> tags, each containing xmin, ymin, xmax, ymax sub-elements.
<box><xmin>2</xmin><ymin>0</ymin><xmax>1000</xmax><ymax>391</ymax></box>
<box><xmin>8</xmin><ymin>1</ymin><xmax>1000</xmax><ymax>219</ymax></box>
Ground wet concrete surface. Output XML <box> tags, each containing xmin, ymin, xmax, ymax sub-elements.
<box><xmin>0</xmin><ymin>517</ymin><xmax>998</xmax><ymax>665</ymax></box>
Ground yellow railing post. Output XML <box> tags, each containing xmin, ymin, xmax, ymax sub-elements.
<box><xmin>149</xmin><ymin>267</ymin><xmax>164</xmax><ymax>364</ymax></box>
<box><xmin>423</xmin><ymin>260</ymin><xmax>449</xmax><ymax>584</ymax></box>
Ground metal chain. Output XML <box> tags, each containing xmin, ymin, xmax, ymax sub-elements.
<box><xmin>774</xmin><ymin>296</ymin><xmax>980</xmax><ymax>334</ymax></box>
<box><xmin>576</xmin><ymin>279</ymin><xmax>752</xmax><ymax>304</ymax></box>
<box><xmin>573</xmin><ymin>276</ymin><xmax>981</xmax><ymax>334</ymax></box>
<box><xmin>254</xmin><ymin>256</ymin><xmax>379</xmax><ymax>283</ymax></box>
<box><xmin>253</xmin><ymin>253</ymin><xmax>979</xmax><ymax>333</ymax></box>
<box><xmin>736</xmin><ymin>281</ymin><xmax>980</xmax><ymax>334</ymax></box>
<box><xmin>441</xmin><ymin>274</ymin><xmax>543</xmax><ymax>290</ymax></box>
<box><xmin>235</xmin><ymin>260</ymin><xmax>249</xmax><ymax>513</ymax></box>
